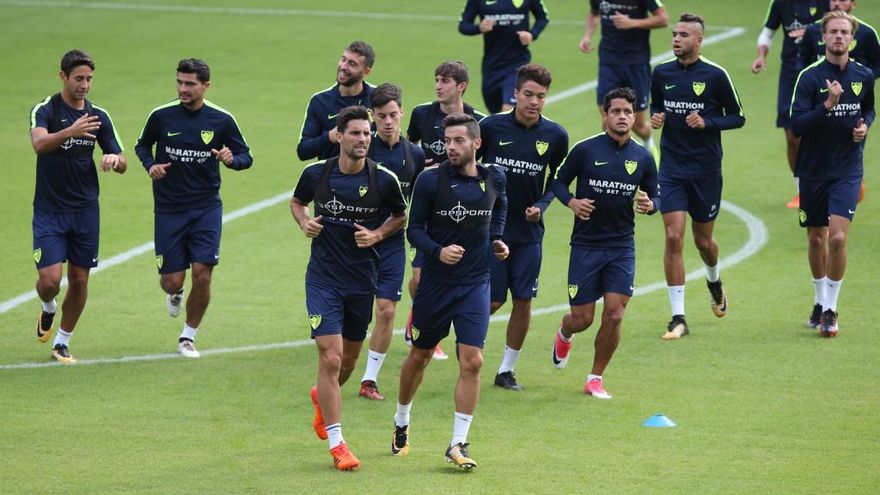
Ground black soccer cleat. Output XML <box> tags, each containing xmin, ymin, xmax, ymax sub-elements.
<box><xmin>494</xmin><ymin>371</ymin><xmax>522</xmax><ymax>391</ymax></box>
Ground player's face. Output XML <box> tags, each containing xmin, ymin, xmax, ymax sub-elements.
<box><xmin>177</xmin><ymin>72</ymin><xmax>209</xmax><ymax>106</ymax></box>
<box><xmin>672</xmin><ymin>22</ymin><xmax>703</xmax><ymax>59</ymax></box>
<box><xmin>603</xmin><ymin>98</ymin><xmax>635</xmax><ymax>136</ymax></box>
<box><xmin>444</xmin><ymin>125</ymin><xmax>480</xmax><ymax>167</ymax></box>
<box><xmin>514</xmin><ymin>80</ymin><xmax>548</xmax><ymax>122</ymax></box>
<box><xmin>824</xmin><ymin>18</ymin><xmax>855</xmax><ymax>56</ymax></box>
<box><xmin>373</xmin><ymin>100</ymin><xmax>403</xmax><ymax>141</ymax></box>
<box><xmin>435</xmin><ymin>75</ymin><xmax>466</xmax><ymax>104</ymax></box>
<box><xmin>829</xmin><ymin>0</ymin><xmax>854</xmax><ymax>13</ymax></box>
<box><xmin>337</xmin><ymin>50</ymin><xmax>371</xmax><ymax>87</ymax></box>
<box><xmin>339</xmin><ymin>118</ymin><xmax>371</xmax><ymax>160</ymax></box>
<box><xmin>60</xmin><ymin>65</ymin><xmax>93</xmax><ymax>102</ymax></box>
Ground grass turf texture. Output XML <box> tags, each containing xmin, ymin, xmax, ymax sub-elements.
<box><xmin>1</xmin><ymin>0</ymin><xmax>878</xmax><ymax>492</ymax></box>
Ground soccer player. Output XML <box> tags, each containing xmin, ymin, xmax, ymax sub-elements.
<box><xmin>459</xmin><ymin>0</ymin><xmax>549</xmax><ymax>114</ymax></box>
<box><xmin>549</xmin><ymin>87</ymin><xmax>659</xmax><ymax>399</ymax></box>
<box><xmin>751</xmin><ymin>0</ymin><xmax>827</xmax><ymax>208</ymax></box>
<box><xmin>296</xmin><ymin>41</ymin><xmax>376</xmax><ymax>162</ymax></box>
<box><xmin>790</xmin><ymin>11</ymin><xmax>874</xmax><ymax>337</ymax></box>
<box><xmin>30</xmin><ymin>49</ymin><xmax>127</xmax><ymax>364</ymax></box>
<box><xmin>478</xmin><ymin>63</ymin><xmax>569</xmax><ymax>391</ymax></box>
<box><xmin>358</xmin><ymin>83</ymin><xmax>426</xmax><ymax>401</ymax></box>
<box><xmin>405</xmin><ymin>60</ymin><xmax>486</xmax><ymax>360</ymax></box>
<box><xmin>800</xmin><ymin>1</ymin><xmax>880</xmax><ymax>78</ymax></box>
<box><xmin>392</xmin><ymin>113</ymin><xmax>508</xmax><ymax>471</ymax></box>
<box><xmin>291</xmin><ymin>106</ymin><xmax>407</xmax><ymax>470</ymax></box>
<box><xmin>650</xmin><ymin>13</ymin><xmax>745</xmax><ymax>339</ymax></box>
<box><xmin>135</xmin><ymin>58</ymin><xmax>253</xmax><ymax>358</ymax></box>
<box><xmin>579</xmin><ymin>0</ymin><xmax>668</xmax><ymax>156</ymax></box>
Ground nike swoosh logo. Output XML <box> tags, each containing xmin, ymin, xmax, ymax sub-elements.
<box><xmin>486</xmin><ymin>0</ymin><xmax>497</xmax><ymax>4</ymax></box>
<box><xmin>594</xmin><ymin>161</ymin><xmax>608</xmax><ymax>166</ymax></box>
<box><xmin>499</xmin><ymin>141</ymin><xmax>514</xmax><ymax>146</ymax></box>
<box><xmin>91</xmin><ymin>257</ymin><xmax>99</xmax><ymax>263</ymax></box>
<box><xmin>328</xmin><ymin>113</ymin><xmax>339</xmax><ymax>120</ymax></box>
<box><xmin>167</xmin><ymin>131</ymin><xmax>182</xmax><ymax>137</ymax></box>
<box><xmin>665</xmin><ymin>84</ymin><xmax>676</xmax><ymax>90</ymax></box>
<box><xmin>451</xmin><ymin>184</ymin><xmax>459</xmax><ymax>188</ymax></box>
<box><xmin>819</xmin><ymin>88</ymin><xmax>829</xmax><ymax>93</ymax></box>
<box><xmin>214</xmin><ymin>254</ymin><xmax>220</xmax><ymax>259</ymax></box>
<box><xmin>60</xmin><ymin>119</ymin><xmax>68</xmax><ymax>123</ymax></box>
<box><xmin>848</xmin><ymin>209</ymin><xmax>856</xmax><ymax>214</ymax></box>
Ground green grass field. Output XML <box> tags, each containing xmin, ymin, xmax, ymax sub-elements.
<box><xmin>1</xmin><ymin>0</ymin><xmax>878</xmax><ymax>492</ymax></box>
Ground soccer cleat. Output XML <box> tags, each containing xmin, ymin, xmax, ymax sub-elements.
<box><xmin>494</xmin><ymin>371</ymin><xmax>522</xmax><ymax>391</ymax></box>
<box><xmin>433</xmin><ymin>343</ymin><xmax>449</xmax><ymax>360</ymax></box>
<box><xmin>820</xmin><ymin>309</ymin><xmax>838</xmax><ymax>338</ymax></box>
<box><xmin>51</xmin><ymin>344</ymin><xmax>76</xmax><ymax>364</ymax></box>
<box><xmin>858</xmin><ymin>181</ymin><xmax>865</xmax><ymax>203</ymax></box>
<box><xmin>707</xmin><ymin>280</ymin><xmax>728</xmax><ymax>318</ymax></box>
<box><xmin>310</xmin><ymin>385</ymin><xmax>328</xmax><ymax>440</ymax></box>
<box><xmin>404</xmin><ymin>309</ymin><xmax>413</xmax><ymax>346</ymax></box>
<box><xmin>662</xmin><ymin>315</ymin><xmax>689</xmax><ymax>340</ymax></box>
<box><xmin>36</xmin><ymin>310</ymin><xmax>55</xmax><ymax>343</ymax></box>
<box><xmin>178</xmin><ymin>339</ymin><xmax>200</xmax><ymax>358</ymax></box>
<box><xmin>391</xmin><ymin>425</ymin><xmax>410</xmax><ymax>456</ymax></box>
<box><xmin>445</xmin><ymin>442</ymin><xmax>477</xmax><ymax>471</ymax></box>
<box><xmin>806</xmin><ymin>303</ymin><xmax>823</xmax><ymax>329</ymax></box>
<box><xmin>786</xmin><ymin>194</ymin><xmax>800</xmax><ymax>209</ymax></box>
<box><xmin>359</xmin><ymin>380</ymin><xmax>385</xmax><ymax>401</ymax></box>
<box><xmin>166</xmin><ymin>289</ymin><xmax>184</xmax><ymax>318</ymax></box>
<box><xmin>330</xmin><ymin>442</ymin><xmax>360</xmax><ymax>471</ymax></box>
<box><xmin>552</xmin><ymin>328</ymin><xmax>571</xmax><ymax>369</ymax></box>
<box><xmin>584</xmin><ymin>377</ymin><xmax>612</xmax><ymax>399</ymax></box>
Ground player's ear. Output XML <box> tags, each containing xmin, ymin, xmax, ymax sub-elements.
<box><xmin>364</xmin><ymin>66</ymin><xmax>372</xmax><ymax>77</ymax></box>
<box><xmin>203</xmin><ymin>81</ymin><xmax>211</xmax><ymax>90</ymax></box>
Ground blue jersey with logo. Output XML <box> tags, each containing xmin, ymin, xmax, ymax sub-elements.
<box><xmin>458</xmin><ymin>0</ymin><xmax>549</xmax><ymax>72</ymax></box>
<box><xmin>590</xmin><ymin>0</ymin><xmax>664</xmax><ymax>65</ymax></box>
<box><xmin>296</xmin><ymin>83</ymin><xmax>374</xmax><ymax>161</ymax></box>
<box><xmin>763</xmin><ymin>0</ymin><xmax>827</xmax><ymax>69</ymax></box>
<box><xmin>135</xmin><ymin>99</ymin><xmax>252</xmax><ymax>213</ymax></box>
<box><xmin>551</xmin><ymin>133</ymin><xmax>659</xmax><ymax>249</ymax></box>
<box><xmin>407</xmin><ymin>101</ymin><xmax>486</xmax><ymax>164</ymax></box>
<box><xmin>294</xmin><ymin>160</ymin><xmax>406</xmax><ymax>290</ymax></box>
<box><xmin>650</xmin><ymin>57</ymin><xmax>746</xmax><ymax>178</ymax></box>
<box><xmin>478</xmin><ymin>110</ymin><xmax>568</xmax><ymax>244</ymax></box>
<box><xmin>791</xmin><ymin>58</ymin><xmax>875</xmax><ymax>180</ymax></box>
<box><xmin>368</xmin><ymin>134</ymin><xmax>426</xmax><ymax>245</ymax></box>
<box><xmin>800</xmin><ymin>18</ymin><xmax>880</xmax><ymax>79</ymax></box>
<box><xmin>30</xmin><ymin>95</ymin><xmax>123</xmax><ymax>212</ymax></box>
<box><xmin>407</xmin><ymin>163</ymin><xmax>507</xmax><ymax>286</ymax></box>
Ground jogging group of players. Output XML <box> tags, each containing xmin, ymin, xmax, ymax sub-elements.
<box><xmin>28</xmin><ymin>0</ymin><xmax>875</xmax><ymax>472</ymax></box>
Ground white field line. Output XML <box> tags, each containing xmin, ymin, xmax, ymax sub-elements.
<box><xmin>0</xmin><ymin>199</ymin><xmax>767</xmax><ymax>370</ymax></box>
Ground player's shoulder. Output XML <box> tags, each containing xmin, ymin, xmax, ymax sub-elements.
<box><xmin>571</xmin><ymin>132</ymin><xmax>607</xmax><ymax>150</ymax></box>
<box><xmin>203</xmin><ymin>99</ymin><xmax>239</xmax><ymax>119</ymax></box>
<box><xmin>538</xmin><ymin>114</ymin><xmax>569</xmax><ymax>137</ymax></box>
<box><xmin>478</xmin><ymin>111</ymin><xmax>507</xmax><ymax>128</ymax></box>
<box><xmin>699</xmin><ymin>57</ymin><xmax>734</xmax><ymax>77</ymax></box>
<box><xmin>375</xmin><ymin>162</ymin><xmax>401</xmax><ymax>182</ymax></box>
<box><xmin>481</xmin><ymin>162</ymin><xmax>507</xmax><ymax>180</ymax></box>
<box><xmin>31</xmin><ymin>95</ymin><xmax>53</xmax><ymax>115</ymax></box>
<box><xmin>854</xmin><ymin>16</ymin><xmax>879</xmax><ymax>37</ymax></box>
<box><xmin>653</xmin><ymin>57</ymin><xmax>679</xmax><ymax>71</ymax></box>
<box><xmin>145</xmin><ymin>99</ymin><xmax>182</xmax><ymax>119</ymax></box>
<box><xmin>849</xmin><ymin>59</ymin><xmax>874</xmax><ymax>80</ymax></box>
<box><xmin>410</xmin><ymin>101</ymin><xmax>434</xmax><ymax>116</ymax></box>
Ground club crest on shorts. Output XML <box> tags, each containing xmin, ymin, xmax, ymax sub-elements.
<box><xmin>809</xmin><ymin>6</ymin><xmax>817</xmax><ymax>16</ymax></box>
<box><xmin>851</xmin><ymin>81</ymin><xmax>863</xmax><ymax>96</ymax></box>
<box><xmin>32</xmin><ymin>248</ymin><xmax>41</xmax><ymax>263</ymax></box>
<box><xmin>798</xmin><ymin>209</ymin><xmax>807</xmax><ymax>225</ymax></box>
<box><xmin>568</xmin><ymin>284</ymin><xmax>579</xmax><ymax>299</ymax></box>
<box><xmin>692</xmin><ymin>81</ymin><xmax>706</xmax><ymax>96</ymax></box>
<box><xmin>535</xmin><ymin>140</ymin><xmax>549</xmax><ymax>156</ymax></box>
<box><xmin>408</xmin><ymin>247</ymin><xmax>416</xmax><ymax>262</ymax></box>
<box><xmin>359</xmin><ymin>185</ymin><xmax>369</xmax><ymax>197</ymax></box>
<box><xmin>201</xmin><ymin>130</ymin><xmax>214</xmax><ymax>145</ymax></box>
<box><xmin>309</xmin><ymin>314</ymin><xmax>322</xmax><ymax>330</ymax></box>
<box><xmin>155</xmin><ymin>254</ymin><xmax>163</xmax><ymax>269</ymax></box>
<box><xmin>625</xmin><ymin>160</ymin><xmax>638</xmax><ymax>175</ymax></box>
<box><xmin>411</xmin><ymin>326</ymin><xmax>420</xmax><ymax>341</ymax></box>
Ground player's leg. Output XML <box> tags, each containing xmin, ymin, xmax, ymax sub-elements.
<box><xmin>155</xmin><ymin>210</ymin><xmax>188</xmax><ymax>317</ymax></box>
<box><xmin>778</xmin><ymin>69</ymin><xmax>801</xmax><ymax>207</ymax></box>
<box><xmin>819</xmin><ymin>178</ymin><xmax>860</xmax><ymax>336</ymax></box>
<box><xmin>339</xmin><ymin>291</ymin><xmax>371</xmax><ymax>386</ymax></box>
<box><xmin>34</xmin><ymin>262</ymin><xmax>62</xmax><ymax>343</ymax></box>
<box><xmin>315</xmin><ymin>332</ymin><xmax>359</xmax><ymax>469</ymax></box>
<box><xmin>554</xmin><ymin>246</ymin><xmax>601</xmax><ymax>368</ymax></box>
<box><xmin>800</xmin><ymin>179</ymin><xmax>831</xmax><ymax>330</ymax></box>
<box><xmin>33</xmin><ymin>210</ymin><xmax>70</xmax><ymax>346</ymax></box>
<box><xmin>361</xmin><ymin>241</ymin><xmax>405</xmax><ymax>399</ymax></box>
<box><xmin>499</xmin><ymin>70</ymin><xmax>517</xmax><ymax>113</ymax></box>
<box><xmin>628</xmin><ymin>63</ymin><xmax>656</xmax><ymax>153</ymax></box>
<box><xmin>482</xmin><ymin>70</ymin><xmax>502</xmax><ymax>114</ymax></box>
<box><xmin>587</xmin><ymin>293</ymin><xmax>629</xmax><ymax>399</ymax></box>
<box><xmin>662</xmin><ymin>210</ymin><xmax>688</xmax><ymax>336</ymax></box>
<box><xmin>177</xmin><ymin>205</ymin><xmax>222</xmax><ymax>356</ymax></box>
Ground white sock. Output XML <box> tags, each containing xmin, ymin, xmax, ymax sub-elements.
<box><xmin>705</xmin><ymin>264</ymin><xmax>720</xmax><ymax>283</ymax></box>
<box><xmin>825</xmin><ymin>278</ymin><xmax>843</xmax><ymax>312</ymax></box>
<box><xmin>813</xmin><ymin>277</ymin><xmax>827</xmax><ymax>307</ymax></box>
<box><xmin>793</xmin><ymin>176</ymin><xmax>800</xmax><ymax>192</ymax></box>
<box><xmin>587</xmin><ymin>373</ymin><xmax>602</xmax><ymax>382</ymax></box>
<box><xmin>557</xmin><ymin>327</ymin><xmax>571</xmax><ymax>343</ymax></box>
<box><xmin>668</xmin><ymin>285</ymin><xmax>686</xmax><ymax>316</ymax></box>
<box><xmin>361</xmin><ymin>350</ymin><xmax>386</xmax><ymax>383</ymax></box>
<box><xmin>326</xmin><ymin>423</ymin><xmax>343</xmax><ymax>449</ymax></box>
<box><xmin>395</xmin><ymin>401</ymin><xmax>412</xmax><ymax>427</ymax></box>
<box><xmin>497</xmin><ymin>346</ymin><xmax>520</xmax><ymax>374</ymax></box>
<box><xmin>53</xmin><ymin>328</ymin><xmax>72</xmax><ymax>347</ymax></box>
<box><xmin>42</xmin><ymin>298</ymin><xmax>57</xmax><ymax>313</ymax></box>
<box><xmin>180</xmin><ymin>324</ymin><xmax>197</xmax><ymax>342</ymax></box>
<box><xmin>451</xmin><ymin>412</ymin><xmax>473</xmax><ymax>446</ymax></box>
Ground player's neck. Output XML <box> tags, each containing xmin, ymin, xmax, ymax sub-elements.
<box><xmin>677</xmin><ymin>52</ymin><xmax>701</xmax><ymax>66</ymax></box>
<box><xmin>825</xmin><ymin>52</ymin><xmax>850</xmax><ymax>70</ymax></box>
<box><xmin>338</xmin><ymin>154</ymin><xmax>366</xmax><ymax>174</ymax></box>
<box><xmin>377</xmin><ymin>132</ymin><xmax>401</xmax><ymax>147</ymax></box>
<box><xmin>60</xmin><ymin>91</ymin><xmax>86</xmax><ymax>110</ymax></box>
<box><xmin>605</xmin><ymin>129</ymin><xmax>631</xmax><ymax>147</ymax></box>
<box><xmin>454</xmin><ymin>160</ymin><xmax>478</xmax><ymax>177</ymax></box>
<box><xmin>182</xmin><ymin>98</ymin><xmax>205</xmax><ymax>112</ymax></box>
<box><xmin>338</xmin><ymin>82</ymin><xmax>363</xmax><ymax>97</ymax></box>
<box><xmin>440</xmin><ymin>98</ymin><xmax>464</xmax><ymax>115</ymax></box>
<box><xmin>515</xmin><ymin>110</ymin><xmax>539</xmax><ymax>128</ymax></box>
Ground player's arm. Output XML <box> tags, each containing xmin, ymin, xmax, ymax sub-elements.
<box><xmin>528</xmin><ymin>0</ymin><xmax>549</xmax><ymax>41</ymax></box>
<box><xmin>550</xmin><ymin>146</ymin><xmax>595</xmax><ymax>220</ymax></box>
<box><xmin>789</xmin><ymin>71</ymin><xmax>829</xmax><ymax>138</ymax></box>
<box><xmin>702</xmin><ymin>70</ymin><xmax>746</xmax><ymax>131</ymax></box>
<box><xmin>296</xmin><ymin>97</ymin><xmax>329</xmax><ymax>161</ymax></box>
<box><xmin>458</xmin><ymin>0</ymin><xmax>483</xmax><ymax>36</ymax></box>
<box><xmin>355</xmin><ymin>170</ymin><xmax>409</xmax><ymax>247</ymax></box>
<box><xmin>579</xmin><ymin>9</ymin><xmax>600</xmax><ymax>53</ymax></box>
<box><xmin>863</xmin><ymin>26</ymin><xmax>880</xmax><ymax>80</ymax></box>
<box><xmin>533</xmin><ymin>130</ymin><xmax>570</xmax><ymax>213</ymax></box>
<box><xmin>406</xmin><ymin>172</ymin><xmax>443</xmax><ymax>259</ymax></box>
<box><xmin>752</xmin><ymin>1</ymin><xmax>780</xmax><ymax>73</ymax></box>
<box><xmin>636</xmin><ymin>156</ymin><xmax>660</xmax><ymax>215</ymax></box>
<box><xmin>134</xmin><ymin>112</ymin><xmax>160</xmax><ymax>171</ymax></box>
<box><xmin>488</xmin><ymin>164</ymin><xmax>508</xmax><ymax>238</ymax></box>
<box><xmin>95</xmin><ymin>109</ymin><xmax>127</xmax><ymax>174</ymax></box>
<box><xmin>610</xmin><ymin>4</ymin><xmax>668</xmax><ymax>31</ymax></box>
<box><xmin>861</xmin><ymin>77</ymin><xmax>876</xmax><ymax>129</ymax></box>
<box><xmin>217</xmin><ymin>117</ymin><xmax>253</xmax><ymax>170</ymax></box>
<box><xmin>30</xmin><ymin>103</ymin><xmax>101</xmax><ymax>155</ymax></box>
<box><xmin>291</xmin><ymin>165</ymin><xmax>323</xmax><ymax>238</ymax></box>
<box><xmin>406</xmin><ymin>107</ymin><xmax>422</xmax><ymax>144</ymax></box>
<box><xmin>649</xmin><ymin>70</ymin><xmax>666</xmax><ymax>129</ymax></box>
<box><xmin>798</xmin><ymin>26</ymin><xmax>819</xmax><ymax>68</ymax></box>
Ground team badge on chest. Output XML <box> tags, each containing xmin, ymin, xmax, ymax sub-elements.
<box><xmin>535</xmin><ymin>140</ymin><xmax>549</xmax><ymax>156</ymax></box>
<box><xmin>201</xmin><ymin>130</ymin><xmax>214</xmax><ymax>145</ymax></box>
<box><xmin>692</xmin><ymin>82</ymin><xmax>706</xmax><ymax>96</ymax></box>
<box><xmin>625</xmin><ymin>160</ymin><xmax>638</xmax><ymax>175</ymax></box>
<box><xmin>359</xmin><ymin>185</ymin><xmax>369</xmax><ymax>197</ymax></box>
<box><xmin>851</xmin><ymin>82</ymin><xmax>863</xmax><ymax>96</ymax></box>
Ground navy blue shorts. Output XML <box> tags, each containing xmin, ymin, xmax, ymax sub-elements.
<box><xmin>659</xmin><ymin>175</ymin><xmax>723</xmax><ymax>222</ymax></box>
<box><xmin>409</xmin><ymin>246</ymin><xmax>425</xmax><ymax>269</ymax></box>
<box><xmin>597</xmin><ymin>62</ymin><xmax>651</xmax><ymax>111</ymax></box>
<box><xmin>482</xmin><ymin>68</ymin><xmax>517</xmax><ymax>114</ymax></box>
<box><xmin>776</xmin><ymin>67</ymin><xmax>800</xmax><ymax>128</ymax></box>
<box><xmin>567</xmin><ymin>246</ymin><xmax>635</xmax><ymax>306</ymax></box>
<box><xmin>490</xmin><ymin>242</ymin><xmax>542</xmax><ymax>303</ymax></box>
<box><xmin>411</xmin><ymin>279</ymin><xmax>490</xmax><ymax>349</ymax></box>
<box><xmin>32</xmin><ymin>207</ymin><xmax>99</xmax><ymax>269</ymax></box>
<box><xmin>375</xmin><ymin>236</ymin><xmax>405</xmax><ymax>301</ymax></box>
<box><xmin>154</xmin><ymin>204</ymin><xmax>222</xmax><ymax>274</ymax></box>
<box><xmin>305</xmin><ymin>281</ymin><xmax>373</xmax><ymax>341</ymax></box>
<box><xmin>798</xmin><ymin>177</ymin><xmax>861</xmax><ymax>227</ymax></box>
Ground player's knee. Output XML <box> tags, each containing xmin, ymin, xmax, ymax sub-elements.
<box><xmin>459</xmin><ymin>353</ymin><xmax>483</xmax><ymax>375</ymax></box>
<box><xmin>376</xmin><ymin>300</ymin><xmax>396</xmax><ymax>322</ymax></box>
<box><xmin>66</xmin><ymin>270</ymin><xmax>89</xmax><ymax>290</ymax></box>
<box><xmin>408</xmin><ymin>350</ymin><xmax>432</xmax><ymax>370</ymax></box>
<box><xmin>665</xmin><ymin>231</ymin><xmax>684</xmax><ymax>252</ymax></box>
<box><xmin>570</xmin><ymin>312</ymin><xmax>594</xmax><ymax>331</ymax></box>
<box><xmin>191</xmin><ymin>269</ymin><xmax>212</xmax><ymax>288</ymax></box>
<box><xmin>37</xmin><ymin>276</ymin><xmax>62</xmax><ymax>297</ymax></box>
<box><xmin>602</xmin><ymin>306</ymin><xmax>626</xmax><ymax>327</ymax></box>
<box><xmin>320</xmin><ymin>352</ymin><xmax>343</xmax><ymax>374</ymax></box>
<box><xmin>828</xmin><ymin>231</ymin><xmax>847</xmax><ymax>252</ymax></box>
<box><xmin>807</xmin><ymin>232</ymin><xmax>826</xmax><ymax>250</ymax></box>
<box><xmin>693</xmin><ymin>235</ymin><xmax>714</xmax><ymax>254</ymax></box>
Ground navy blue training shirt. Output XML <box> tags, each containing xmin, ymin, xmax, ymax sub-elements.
<box><xmin>551</xmin><ymin>132</ymin><xmax>659</xmax><ymax>249</ymax></box>
<box><xmin>407</xmin><ymin>101</ymin><xmax>486</xmax><ymax>164</ymax></box>
<box><xmin>591</xmin><ymin>0</ymin><xmax>664</xmax><ymax>65</ymax></box>
<box><xmin>478</xmin><ymin>110</ymin><xmax>569</xmax><ymax>244</ymax></box>
<box><xmin>367</xmin><ymin>133</ymin><xmax>426</xmax><ymax>244</ymax></box>
<box><xmin>763</xmin><ymin>0</ymin><xmax>828</xmax><ymax>68</ymax></box>
<box><xmin>296</xmin><ymin>83</ymin><xmax>374</xmax><ymax>161</ymax></box>
<box><xmin>800</xmin><ymin>18</ymin><xmax>880</xmax><ymax>79</ymax></box>
<box><xmin>135</xmin><ymin>99</ymin><xmax>252</xmax><ymax>213</ymax></box>
<box><xmin>650</xmin><ymin>57</ymin><xmax>746</xmax><ymax>178</ymax></box>
<box><xmin>458</xmin><ymin>0</ymin><xmax>549</xmax><ymax>72</ymax></box>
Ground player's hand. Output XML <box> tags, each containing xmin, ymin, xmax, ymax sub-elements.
<box><xmin>579</xmin><ymin>36</ymin><xmax>593</xmax><ymax>53</ymax></box>
<box><xmin>611</xmin><ymin>11</ymin><xmax>636</xmax><ymax>30</ymax></box>
<box><xmin>685</xmin><ymin>111</ymin><xmax>705</xmax><ymax>129</ymax></box>
<box><xmin>853</xmin><ymin>118</ymin><xmax>868</xmax><ymax>143</ymax></box>
<box><xmin>353</xmin><ymin>223</ymin><xmax>382</xmax><ymax>248</ymax></box>
<box><xmin>650</xmin><ymin>112</ymin><xmax>666</xmax><ymax>129</ymax></box>
<box><xmin>824</xmin><ymin>79</ymin><xmax>843</xmax><ymax>110</ymax></box>
<box><xmin>479</xmin><ymin>18</ymin><xmax>495</xmax><ymax>33</ymax></box>
<box><xmin>751</xmin><ymin>56</ymin><xmax>766</xmax><ymax>74</ymax></box>
<box><xmin>493</xmin><ymin>239</ymin><xmax>509</xmax><ymax>261</ymax></box>
<box><xmin>68</xmin><ymin>114</ymin><xmax>101</xmax><ymax>139</ymax></box>
<box><xmin>328</xmin><ymin>128</ymin><xmax>342</xmax><ymax>144</ymax></box>
<box><xmin>100</xmin><ymin>154</ymin><xmax>124</xmax><ymax>173</ymax></box>
<box><xmin>300</xmin><ymin>215</ymin><xmax>324</xmax><ymax>238</ymax></box>
<box><xmin>567</xmin><ymin>197</ymin><xmax>595</xmax><ymax>221</ymax></box>
<box><xmin>787</xmin><ymin>28</ymin><xmax>805</xmax><ymax>40</ymax></box>
<box><xmin>211</xmin><ymin>147</ymin><xmax>234</xmax><ymax>166</ymax></box>
<box><xmin>525</xmin><ymin>206</ymin><xmax>542</xmax><ymax>222</ymax></box>
<box><xmin>148</xmin><ymin>163</ymin><xmax>172</xmax><ymax>180</ymax></box>
<box><xmin>634</xmin><ymin>189</ymin><xmax>654</xmax><ymax>214</ymax></box>
<box><xmin>517</xmin><ymin>30</ymin><xmax>533</xmax><ymax>46</ymax></box>
<box><xmin>424</xmin><ymin>158</ymin><xmax>434</xmax><ymax>166</ymax></box>
<box><xmin>439</xmin><ymin>244</ymin><xmax>465</xmax><ymax>265</ymax></box>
